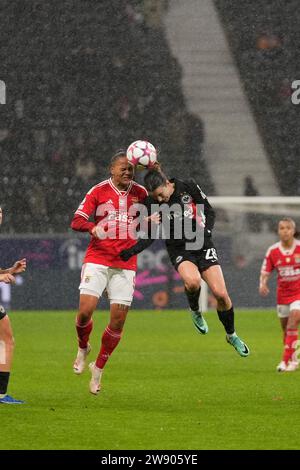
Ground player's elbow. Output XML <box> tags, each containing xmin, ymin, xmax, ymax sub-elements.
<box><xmin>70</xmin><ymin>218</ymin><xmax>79</xmax><ymax>231</ymax></box>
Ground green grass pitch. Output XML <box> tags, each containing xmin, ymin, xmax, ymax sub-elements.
<box><xmin>1</xmin><ymin>309</ymin><xmax>299</xmax><ymax>450</ymax></box>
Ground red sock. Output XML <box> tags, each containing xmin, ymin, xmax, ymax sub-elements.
<box><xmin>282</xmin><ymin>328</ymin><xmax>298</xmax><ymax>364</ymax></box>
<box><xmin>76</xmin><ymin>318</ymin><xmax>93</xmax><ymax>349</ymax></box>
<box><xmin>95</xmin><ymin>326</ymin><xmax>123</xmax><ymax>370</ymax></box>
<box><xmin>283</xmin><ymin>330</ymin><xmax>287</xmax><ymax>345</ymax></box>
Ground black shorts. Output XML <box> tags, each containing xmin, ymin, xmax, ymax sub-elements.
<box><xmin>0</xmin><ymin>305</ymin><xmax>7</xmax><ymax>320</ymax></box>
<box><xmin>169</xmin><ymin>244</ymin><xmax>220</xmax><ymax>272</ymax></box>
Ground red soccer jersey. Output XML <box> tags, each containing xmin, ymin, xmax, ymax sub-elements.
<box><xmin>261</xmin><ymin>240</ymin><xmax>300</xmax><ymax>304</ymax></box>
<box><xmin>71</xmin><ymin>178</ymin><xmax>148</xmax><ymax>271</ymax></box>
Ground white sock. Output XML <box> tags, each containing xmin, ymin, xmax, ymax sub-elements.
<box><xmin>92</xmin><ymin>364</ymin><xmax>102</xmax><ymax>380</ymax></box>
<box><xmin>227</xmin><ymin>332</ymin><xmax>236</xmax><ymax>338</ymax></box>
<box><xmin>191</xmin><ymin>309</ymin><xmax>202</xmax><ymax>315</ymax></box>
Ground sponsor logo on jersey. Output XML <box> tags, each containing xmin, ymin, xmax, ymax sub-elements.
<box><xmin>183</xmin><ymin>207</ymin><xmax>193</xmax><ymax>218</ymax></box>
<box><xmin>279</xmin><ymin>266</ymin><xmax>300</xmax><ymax>277</ymax></box>
<box><xmin>167</xmin><ymin>207</ymin><xmax>193</xmax><ymax>220</ymax></box>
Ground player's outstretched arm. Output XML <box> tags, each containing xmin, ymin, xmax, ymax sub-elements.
<box><xmin>70</xmin><ymin>213</ymin><xmax>95</xmax><ymax>234</ymax></box>
<box><xmin>120</xmin><ymin>237</ymin><xmax>155</xmax><ymax>261</ymax></box>
<box><xmin>0</xmin><ymin>273</ymin><xmax>15</xmax><ymax>284</ymax></box>
<box><xmin>0</xmin><ymin>258</ymin><xmax>26</xmax><ymax>282</ymax></box>
<box><xmin>120</xmin><ymin>205</ymin><xmax>160</xmax><ymax>261</ymax></box>
<box><xmin>187</xmin><ymin>179</ymin><xmax>216</xmax><ymax>232</ymax></box>
<box><xmin>259</xmin><ymin>272</ymin><xmax>270</xmax><ymax>296</ymax></box>
<box><xmin>8</xmin><ymin>258</ymin><xmax>27</xmax><ymax>274</ymax></box>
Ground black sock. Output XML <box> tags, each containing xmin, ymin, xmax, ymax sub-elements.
<box><xmin>185</xmin><ymin>287</ymin><xmax>201</xmax><ymax>312</ymax></box>
<box><xmin>217</xmin><ymin>307</ymin><xmax>235</xmax><ymax>335</ymax></box>
<box><xmin>0</xmin><ymin>371</ymin><xmax>10</xmax><ymax>395</ymax></box>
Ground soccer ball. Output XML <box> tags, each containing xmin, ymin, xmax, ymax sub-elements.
<box><xmin>126</xmin><ymin>140</ymin><xmax>157</xmax><ymax>168</ymax></box>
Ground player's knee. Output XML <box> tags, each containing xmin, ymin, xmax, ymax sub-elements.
<box><xmin>0</xmin><ymin>339</ymin><xmax>6</xmax><ymax>364</ymax></box>
<box><xmin>110</xmin><ymin>303</ymin><xmax>129</xmax><ymax>330</ymax></box>
<box><xmin>77</xmin><ymin>311</ymin><xmax>93</xmax><ymax>326</ymax></box>
<box><xmin>0</xmin><ymin>335</ymin><xmax>14</xmax><ymax>365</ymax></box>
<box><xmin>110</xmin><ymin>312</ymin><xmax>126</xmax><ymax>330</ymax></box>
<box><xmin>288</xmin><ymin>310</ymin><xmax>300</xmax><ymax>328</ymax></box>
<box><xmin>0</xmin><ymin>316</ymin><xmax>14</xmax><ymax>345</ymax></box>
<box><xmin>1</xmin><ymin>334</ymin><xmax>14</xmax><ymax>351</ymax></box>
<box><xmin>6</xmin><ymin>335</ymin><xmax>15</xmax><ymax>351</ymax></box>
<box><xmin>184</xmin><ymin>277</ymin><xmax>201</xmax><ymax>292</ymax></box>
<box><xmin>110</xmin><ymin>318</ymin><xmax>125</xmax><ymax>330</ymax></box>
<box><xmin>213</xmin><ymin>288</ymin><xmax>229</xmax><ymax>303</ymax></box>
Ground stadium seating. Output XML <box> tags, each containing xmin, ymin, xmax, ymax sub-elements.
<box><xmin>215</xmin><ymin>0</ymin><xmax>300</xmax><ymax>196</ymax></box>
<box><xmin>0</xmin><ymin>0</ymin><xmax>212</xmax><ymax>233</ymax></box>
